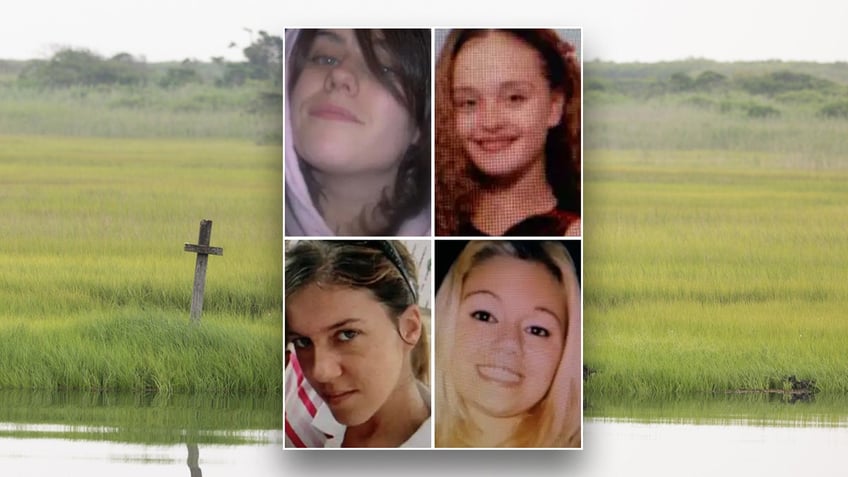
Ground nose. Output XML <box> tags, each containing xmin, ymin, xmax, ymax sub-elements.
<box><xmin>309</xmin><ymin>345</ymin><xmax>343</xmax><ymax>383</ymax></box>
<box><xmin>324</xmin><ymin>62</ymin><xmax>359</xmax><ymax>96</ymax></box>
<box><xmin>492</xmin><ymin>322</ymin><xmax>522</xmax><ymax>356</ymax></box>
<box><xmin>480</xmin><ymin>100</ymin><xmax>507</xmax><ymax>132</ymax></box>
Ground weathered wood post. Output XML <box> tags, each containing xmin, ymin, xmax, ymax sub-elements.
<box><xmin>184</xmin><ymin>219</ymin><xmax>223</xmax><ymax>324</ymax></box>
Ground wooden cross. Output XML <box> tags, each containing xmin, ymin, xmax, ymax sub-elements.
<box><xmin>184</xmin><ymin>219</ymin><xmax>223</xmax><ymax>324</ymax></box>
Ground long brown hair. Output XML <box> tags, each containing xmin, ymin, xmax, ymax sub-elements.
<box><xmin>435</xmin><ymin>29</ymin><xmax>581</xmax><ymax>236</ymax></box>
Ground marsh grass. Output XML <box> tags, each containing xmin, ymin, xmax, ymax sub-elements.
<box><xmin>0</xmin><ymin>83</ymin><xmax>278</xmax><ymax>140</ymax></box>
<box><xmin>0</xmin><ymin>310</ymin><xmax>281</xmax><ymax>394</ymax></box>
<box><xmin>0</xmin><ymin>135</ymin><xmax>282</xmax><ymax>392</ymax></box>
<box><xmin>584</xmin><ymin>106</ymin><xmax>848</xmax><ymax>397</ymax></box>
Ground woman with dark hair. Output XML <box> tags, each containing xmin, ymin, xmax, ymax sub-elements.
<box><xmin>435</xmin><ymin>29</ymin><xmax>581</xmax><ymax>236</ymax></box>
<box><xmin>285</xmin><ymin>29</ymin><xmax>431</xmax><ymax>236</ymax></box>
<box><xmin>284</xmin><ymin>240</ymin><xmax>431</xmax><ymax>447</ymax></box>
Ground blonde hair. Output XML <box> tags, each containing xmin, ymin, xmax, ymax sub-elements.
<box><xmin>435</xmin><ymin>241</ymin><xmax>581</xmax><ymax>447</ymax></box>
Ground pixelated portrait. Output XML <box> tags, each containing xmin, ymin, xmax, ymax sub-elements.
<box><xmin>434</xmin><ymin>29</ymin><xmax>582</xmax><ymax>237</ymax></box>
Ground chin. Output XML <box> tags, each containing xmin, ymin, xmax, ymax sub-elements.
<box><xmin>468</xmin><ymin>152</ymin><xmax>536</xmax><ymax>179</ymax></box>
<box><xmin>331</xmin><ymin>407</ymin><xmax>372</xmax><ymax>427</ymax></box>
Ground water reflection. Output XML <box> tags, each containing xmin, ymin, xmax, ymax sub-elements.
<box><xmin>0</xmin><ymin>390</ymin><xmax>282</xmax><ymax>476</ymax></box>
<box><xmin>585</xmin><ymin>390</ymin><xmax>848</xmax><ymax>427</ymax></box>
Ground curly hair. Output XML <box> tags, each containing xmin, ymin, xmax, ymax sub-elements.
<box><xmin>288</xmin><ymin>29</ymin><xmax>431</xmax><ymax>236</ymax></box>
<box><xmin>435</xmin><ymin>29</ymin><xmax>581</xmax><ymax>236</ymax></box>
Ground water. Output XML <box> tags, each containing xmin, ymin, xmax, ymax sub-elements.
<box><xmin>573</xmin><ymin>392</ymin><xmax>848</xmax><ymax>477</ymax></box>
<box><xmin>577</xmin><ymin>419</ymin><xmax>848</xmax><ymax>477</ymax></box>
<box><xmin>0</xmin><ymin>390</ymin><xmax>282</xmax><ymax>477</ymax></box>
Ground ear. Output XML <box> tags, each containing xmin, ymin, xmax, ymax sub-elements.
<box><xmin>547</xmin><ymin>91</ymin><xmax>565</xmax><ymax>128</ymax></box>
<box><xmin>397</xmin><ymin>305</ymin><xmax>422</xmax><ymax>347</ymax></box>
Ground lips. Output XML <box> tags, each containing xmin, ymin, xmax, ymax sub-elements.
<box><xmin>308</xmin><ymin>103</ymin><xmax>363</xmax><ymax>123</ymax></box>
<box><xmin>320</xmin><ymin>389</ymin><xmax>357</xmax><ymax>405</ymax></box>
<box><xmin>476</xmin><ymin>365</ymin><xmax>523</xmax><ymax>386</ymax></box>
<box><xmin>473</xmin><ymin>136</ymin><xmax>517</xmax><ymax>153</ymax></box>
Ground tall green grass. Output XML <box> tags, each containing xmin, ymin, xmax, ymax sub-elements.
<box><xmin>0</xmin><ymin>135</ymin><xmax>282</xmax><ymax>392</ymax></box>
<box><xmin>0</xmin><ymin>310</ymin><xmax>280</xmax><ymax>394</ymax></box>
<box><xmin>584</xmin><ymin>115</ymin><xmax>848</xmax><ymax>397</ymax></box>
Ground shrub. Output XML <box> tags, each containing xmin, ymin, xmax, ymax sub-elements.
<box><xmin>818</xmin><ymin>101</ymin><xmax>848</xmax><ymax>119</ymax></box>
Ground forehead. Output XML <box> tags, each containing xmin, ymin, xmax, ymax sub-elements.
<box><xmin>286</xmin><ymin>283</ymin><xmax>389</xmax><ymax>334</ymax></box>
<box><xmin>452</xmin><ymin>31</ymin><xmax>547</xmax><ymax>88</ymax></box>
<box><xmin>462</xmin><ymin>255</ymin><xmax>565</xmax><ymax>318</ymax></box>
<box><xmin>312</xmin><ymin>29</ymin><xmax>356</xmax><ymax>45</ymax></box>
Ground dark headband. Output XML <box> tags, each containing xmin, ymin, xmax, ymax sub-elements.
<box><xmin>330</xmin><ymin>240</ymin><xmax>418</xmax><ymax>303</ymax></box>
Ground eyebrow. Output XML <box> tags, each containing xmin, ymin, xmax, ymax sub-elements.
<box><xmin>314</xmin><ymin>30</ymin><xmax>346</xmax><ymax>45</ymax></box>
<box><xmin>462</xmin><ymin>289</ymin><xmax>563</xmax><ymax>324</ymax></box>
<box><xmin>287</xmin><ymin>317</ymin><xmax>363</xmax><ymax>338</ymax></box>
<box><xmin>453</xmin><ymin>81</ymin><xmax>535</xmax><ymax>93</ymax></box>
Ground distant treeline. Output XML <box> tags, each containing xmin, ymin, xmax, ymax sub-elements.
<box><xmin>7</xmin><ymin>31</ymin><xmax>281</xmax><ymax>90</ymax></box>
<box><xmin>586</xmin><ymin>59</ymin><xmax>848</xmax><ymax>119</ymax></box>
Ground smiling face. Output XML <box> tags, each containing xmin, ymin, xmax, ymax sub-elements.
<box><xmin>451</xmin><ymin>31</ymin><xmax>563</xmax><ymax>178</ymax></box>
<box><xmin>452</xmin><ymin>255</ymin><xmax>566</xmax><ymax>418</ymax></box>
<box><xmin>290</xmin><ymin>29</ymin><xmax>419</xmax><ymax>175</ymax></box>
<box><xmin>286</xmin><ymin>283</ymin><xmax>407</xmax><ymax>426</ymax></box>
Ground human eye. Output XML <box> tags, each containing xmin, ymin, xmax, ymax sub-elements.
<box><xmin>470</xmin><ymin>310</ymin><xmax>496</xmax><ymax>323</ymax></box>
<box><xmin>525</xmin><ymin>325</ymin><xmax>551</xmax><ymax>337</ymax></box>
<box><xmin>508</xmin><ymin>93</ymin><xmax>527</xmax><ymax>103</ymax></box>
<box><xmin>336</xmin><ymin>329</ymin><xmax>360</xmax><ymax>342</ymax></box>
<box><xmin>290</xmin><ymin>336</ymin><xmax>313</xmax><ymax>349</ymax></box>
<box><xmin>454</xmin><ymin>97</ymin><xmax>478</xmax><ymax>111</ymax></box>
<box><xmin>310</xmin><ymin>54</ymin><xmax>340</xmax><ymax>66</ymax></box>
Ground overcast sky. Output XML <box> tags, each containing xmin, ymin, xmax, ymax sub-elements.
<box><xmin>2</xmin><ymin>0</ymin><xmax>846</xmax><ymax>63</ymax></box>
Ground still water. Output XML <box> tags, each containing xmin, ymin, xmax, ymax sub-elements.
<box><xmin>0</xmin><ymin>390</ymin><xmax>282</xmax><ymax>477</ymax></box>
<box><xmin>573</xmin><ymin>392</ymin><xmax>848</xmax><ymax>477</ymax></box>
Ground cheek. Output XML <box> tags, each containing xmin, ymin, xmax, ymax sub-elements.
<box><xmin>524</xmin><ymin>343</ymin><xmax>562</xmax><ymax>390</ymax></box>
<box><xmin>373</xmin><ymin>93</ymin><xmax>415</xmax><ymax>137</ymax></box>
<box><xmin>515</xmin><ymin>104</ymin><xmax>552</xmax><ymax>138</ymax></box>
<box><xmin>454</xmin><ymin>113</ymin><xmax>474</xmax><ymax>139</ymax></box>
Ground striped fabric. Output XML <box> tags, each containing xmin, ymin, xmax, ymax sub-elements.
<box><xmin>284</xmin><ymin>349</ymin><xmax>328</xmax><ymax>448</ymax></box>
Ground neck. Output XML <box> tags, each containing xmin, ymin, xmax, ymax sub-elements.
<box><xmin>310</xmin><ymin>165</ymin><xmax>399</xmax><ymax>235</ymax></box>
<box><xmin>342</xmin><ymin>375</ymin><xmax>429</xmax><ymax>448</ymax></box>
<box><xmin>471</xmin><ymin>155</ymin><xmax>556</xmax><ymax>235</ymax></box>
<box><xmin>467</xmin><ymin>405</ymin><xmax>521</xmax><ymax>447</ymax></box>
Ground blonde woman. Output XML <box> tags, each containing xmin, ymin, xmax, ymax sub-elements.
<box><xmin>435</xmin><ymin>240</ymin><xmax>581</xmax><ymax>447</ymax></box>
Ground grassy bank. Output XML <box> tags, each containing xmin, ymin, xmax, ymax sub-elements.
<box><xmin>586</xmin><ymin>391</ymin><xmax>848</xmax><ymax>427</ymax></box>
<box><xmin>0</xmin><ymin>310</ymin><xmax>280</xmax><ymax>394</ymax></box>
<box><xmin>0</xmin><ymin>135</ymin><xmax>282</xmax><ymax>393</ymax></box>
<box><xmin>0</xmin><ymin>389</ymin><xmax>281</xmax><ymax>444</ymax></box>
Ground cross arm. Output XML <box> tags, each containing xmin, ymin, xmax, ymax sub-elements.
<box><xmin>184</xmin><ymin>243</ymin><xmax>224</xmax><ymax>256</ymax></box>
